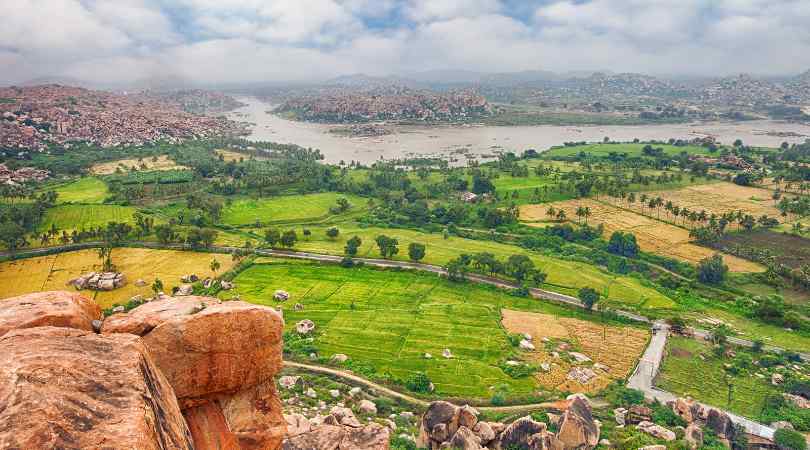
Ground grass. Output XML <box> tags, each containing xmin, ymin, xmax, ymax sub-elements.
<box><xmin>39</xmin><ymin>204</ymin><xmax>140</xmax><ymax>233</ymax></box>
<box><xmin>543</xmin><ymin>143</ymin><xmax>715</xmax><ymax>159</ymax></box>
<box><xmin>656</xmin><ymin>336</ymin><xmax>777</xmax><ymax>419</ymax></box>
<box><xmin>0</xmin><ymin>248</ymin><xmax>234</xmax><ymax>309</ymax></box>
<box><xmin>221</xmin><ymin>193</ymin><xmax>369</xmax><ymax>227</ymax></box>
<box><xmin>51</xmin><ymin>178</ymin><xmax>109</xmax><ymax>204</ymax></box>
<box><xmin>239</xmin><ymin>224</ymin><xmax>675</xmax><ymax>310</ymax></box>
<box><xmin>224</xmin><ymin>258</ymin><xmax>646</xmax><ymax>399</ymax></box>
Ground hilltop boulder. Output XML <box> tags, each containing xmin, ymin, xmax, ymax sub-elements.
<box><xmin>556</xmin><ymin>396</ymin><xmax>601</xmax><ymax>449</ymax></box>
<box><xmin>0</xmin><ymin>327</ymin><xmax>193</xmax><ymax>450</ymax></box>
<box><xmin>0</xmin><ymin>290</ymin><xmax>101</xmax><ymax>337</ymax></box>
<box><xmin>103</xmin><ymin>296</ymin><xmax>287</xmax><ymax>450</ymax></box>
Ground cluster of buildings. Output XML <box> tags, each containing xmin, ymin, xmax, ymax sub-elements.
<box><xmin>277</xmin><ymin>87</ymin><xmax>492</xmax><ymax>123</ymax></box>
<box><xmin>0</xmin><ymin>163</ymin><xmax>49</xmax><ymax>185</ymax></box>
<box><xmin>690</xmin><ymin>154</ymin><xmax>753</xmax><ymax>170</ymax></box>
<box><xmin>0</xmin><ymin>85</ymin><xmax>246</xmax><ymax>151</ymax></box>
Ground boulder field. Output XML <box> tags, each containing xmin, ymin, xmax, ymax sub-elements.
<box><xmin>0</xmin><ymin>291</ymin><xmax>287</xmax><ymax>450</ymax></box>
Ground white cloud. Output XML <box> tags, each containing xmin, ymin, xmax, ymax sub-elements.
<box><xmin>3</xmin><ymin>0</ymin><xmax>810</xmax><ymax>85</ymax></box>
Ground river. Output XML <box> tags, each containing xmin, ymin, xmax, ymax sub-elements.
<box><xmin>227</xmin><ymin>97</ymin><xmax>810</xmax><ymax>164</ymax></box>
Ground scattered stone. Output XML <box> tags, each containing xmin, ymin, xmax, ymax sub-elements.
<box><xmin>519</xmin><ymin>339</ymin><xmax>535</xmax><ymax>351</ymax></box>
<box><xmin>523</xmin><ymin>333</ymin><xmax>532</xmax><ymax>341</ymax></box>
<box><xmin>626</xmin><ymin>405</ymin><xmax>653</xmax><ymax>425</ymax></box>
<box><xmin>540</xmin><ymin>362</ymin><xmax>551</xmax><ymax>372</ymax></box>
<box><xmin>772</xmin><ymin>373</ymin><xmax>785</xmax><ymax>385</ymax></box>
<box><xmin>349</xmin><ymin>387</ymin><xmax>362</xmax><ymax>397</ymax></box>
<box><xmin>202</xmin><ymin>278</ymin><xmax>214</xmax><ymax>289</ymax></box>
<box><xmin>568</xmin><ymin>352</ymin><xmax>592</xmax><ymax>363</ymax></box>
<box><xmin>593</xmin><ymin>363</ymin><xmax>610</xmax><ymax>372</ymax></box>
<box><xmin>330</xmin><ymin>353</ymin><xmax>349</xmax><ymax>364</ymax></box>
<box><xmin>279</xmin><ymin>376</ymin><xmax>300</xmax><ymax>390</ymax></box>
<box><xmin>305</xmin><ymin>388</ymin><xmax>317</xmax><ymax>399</ymax></box>
<box><xmin>383</xmin><ymin>419</ymin><xmax>397</xmax><ymax>431</ymax></box>
<box><xmin>112</xmin><ymin>305</ymin><xmax>125</xmax><ymax>314</ymax></box>
<box><xmin>91</xmin><ymin>319</ymin><xmax>103</xmax><ymax>333</ymax></box>
<box><xmin>566</xmin><ymin>366</ymin><xmax>597</xmax><ymax>384</ymax></box>
<box><xmin>505</xmin><ymin>360</ymin><xmax>520</xmax><ymax>366</ymax></box>
<box><xmin>220</xmin><ymin>281</ymin><xmax>234</xmax><ymax>290</ymax></box>
<box><xmin>68</xmin><ymin>272</ymin><xmax>126</xmax><ymax>291</ymax></box>
<box><xmin>784</xmin><ymin>393</ymin><xmax>810</xmax><ymax>409</ymax></box>
<box><xmin>285</xmin><ymin>413</ymin><xmax>311</xmax><ymax>438</ymax></box>
<box><xmin>442</xmin><ymin>348</ymin><xmax>453</xmax><ymax>358</ymax></box>
<box><xmin>771</xmin><ymin>421</ymin><xmax>794</xmax><ymax>430</ymax></box>
<box><xmin>329</xmin><ymin>406</ymin><xmax>362</xmax><ymax>428</ymax></box>
<box><xmin>175</xmin><ymin>284</ymin><xmax>193</xmax><ymax>296</ymax></box>
<box><xmin>639</xmin><ymin>446</ymin><xmax>667</xmax><ymax>450</ymax></box>
<box><xmin>424</xmin><ymin>353</ymin><xmax>432</xmax><ymax>359</ymax></box>
<box><xmin>329</xmin><ymin>389</ymin><xmax>340</xmax><ymax>398</ymax></box>
<box><xmin>685</xmin><ymin>423</ymin><xmax>703</xmax><ymax>449</ymax></box>
<box><xmin>296</xmin><ymin>319</ymin><xmax>316</xmax><ymax>335</ymax></box>
<box><xmin>613</xmin><ymin>408</ymin><xmax>627</xmax><ymax>426</ymax></box>
<box><xmin>294</xmin><ymin>303</ymin><xmax>304</xmax><ymax>311</ymax></box>
<box><xmin>473</xmin><ymin>421</ymin><xmax>496</xmax><ymax>445</ymax></box>
<box><xmin>358</xmin><ymin>399</ymin><xmax>377</xmax><ymax>415</ymax></box>
<box><xmin>134</xmin><ymin>279</ymin><xmax>147</xmax><ymax>287</ymax></box>
<box><xmin>458</xmin><ymin>405</ymin><xmax>479</xmax><ymax>429</ymax></box>
<box><xmin>637</xmin><ymin>421</ymin><xmax>676</xmax><ymax>441</ymax></box>
<box><xmin>181</xmin><ymin>274</ymin><xmax>199</xmax><ymax>283</ymax></box>
<box><xmin>399</xmin><ymin>411</ymin><xmax>415</xmax><ymax>422</ymax></box>
<box><xmin>599</xmin><ymin>439</ymin><xmax>612</xmax><ymax>447</ymax></box>
<box><xmin>274</xmin><ymin>290</ymin><xmax>290</xmax><ymax>301</ymax></box>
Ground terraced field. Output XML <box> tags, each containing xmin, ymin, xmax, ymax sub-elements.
<box><xmin>521</xmin><ymin>199</ymin><xmax>763</xmax><ymax>272</ymax></box>
<box><xmin>52</xmin><ymin>178</ymin><xmax>109</xmax><ymax>204</ymax></box>
<box><xmin>221</xmin><ymin>193</ymin><xmax>368</xmax><ymax>226</ymax></box>
<box><xmin>39</xmin><ymin>204</ymin><xmax>140</xmax><ymax>232</ymax></box>
<box><xmin>90</xmin><ymin>155</ymin><xmax>188</xmax><ymax>175</ymax></box>
<box><xmin>224</xmin><ymin>259</ymin><xmax>647</xmax><ymax>399</ymax></box>
<box><xmin>656</xmin><ymin>336</ymin><xmax>781</xmax><ymax>419</ymax></box>
<box><xmin>249</xmin><ymin>224</ymin><xmax>676</xmax><ymax>310</ymax></box>
<box><xmin>0</xmin><ymin>248</ymin><xmax>234</xmax><ymax>309</ymax></box>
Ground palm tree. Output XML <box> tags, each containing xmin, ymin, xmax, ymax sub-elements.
<box><xmin>583</xmin><ymin>207</ymin><xmax>592</xmax><ymax>225</ymax></box>
<box><xmin>556</xmin><ymin>209</ymin><xmax>567</xmax><ymax>222</ymax></box>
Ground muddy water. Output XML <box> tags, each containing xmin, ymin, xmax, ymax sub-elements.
<box><xmin>229</xmin><ymin>97</ymin><xmax>810</xmax><ymax>165</ymax></box>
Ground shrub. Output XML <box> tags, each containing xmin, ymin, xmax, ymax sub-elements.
<box><xmin>774</xmin><ymin>428</ymin><xmax>807</xmax><ymax>450</ymax></box>
<box><xmin>405</xmin><ymin>372</ymin><xmax>432</xmax><ymax>393</ymax></box>
<box><xmin>389</xmin><ymin>436</ymin><xmax>417</xmax><ymax>450</ymax></box>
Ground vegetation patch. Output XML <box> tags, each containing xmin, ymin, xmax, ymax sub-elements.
<box><xmin>221</xmin><ymin>193</ymin><xmax>368</xmax><ymax>226</ymax></box>
<box><xmin>51</xmin><ymin>178</ymin><xmax>109</xmax><ymax>204</ymax></box>
<box><xmin>38</xmin><ymin>204</ymin><xmax>140</xmax><ymax>233</ymax></box>
<box><xmin>223</xmin><ymin>259</ymin><xmax>644</xmax><ymax>400</ymax></box>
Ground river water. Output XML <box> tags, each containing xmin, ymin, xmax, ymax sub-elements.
<box><xmin>228</xmin><ymin>97</ymin><xmax>810</xmax><ymax>164</ymax></box>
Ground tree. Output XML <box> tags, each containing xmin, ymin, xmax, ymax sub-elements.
<box><xmin>264</xmin><ymin>228</ymin><xmax>280</xmax><ymax>247</ymax></box>
<box><xmin>280</xmin><ymin>230</ymin><xmax>297</xmax><ymax>248</ymax></box>
<box><xmin>578</xmin><ymin>287</ymin><xmax>600</xmax><ymax>310</ymax></box>
<box><xmin>155</xmin><ymin>224</ymin><xmax>176</xmax><ymax>244</ymax></box>
<box><xmin>326</xmin><ymin>227</ymin><xmax>340</xmax><ymax>240</ymax></box>
<box><xmin>344</xmin><ymin>236</ymin><xmax>362</xmax><ymax>257</ymax></box>
<box><xmin>774</xmin><ymin>428</ymin><xmax>807</xmax><ymax>450</ymax></box>
<box><xmin>445</xmin><ymin>256</ymin><xmax>470</xmax><ymax>282</ymax></box>
<box><xmin>408</xmin><ymin>242</ymin><xmax>426</xmax><ymax>262</ymax></box>
<box><xmin>210</xmin><ymin>258</ymin><xmax>221</xmax><ymax>275</ymax></box>
<box><xmin>97</xmin><ymin>245</ymin><xmax>115</xmax><ymax>272</ymax></box>
<box><xmin>303</xmin><ymin>228</ymin><xmax>312</xmax><ymax>239</ymax></box>
<box><xmin>698</xmin><ymin>254</ymin><xmax>728</xmax><ymax>285</ymax></box>
<box><xmin>607</xmin><ymin>231</ymin><xmax>639</xmax><ymax>258</ymax></box>
<box><xmin>375</xmin><ymin>235</ymin><xmax>399</xmax><ymax>259</ymax></box>
<box><xmin>0</xmin><ymin>222</ymin><xmax>26</xmax><ymax>252</ymax></box>
<box><xmin>505</xmin><ymin>254</ymin><xmax>534</xmax><ymax>283</ymax></box>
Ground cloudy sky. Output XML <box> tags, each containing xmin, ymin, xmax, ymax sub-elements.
<box><xmin>3</xmin><ymin>0</ymin><xmax>810</xmax><ymax>86</ymax></box>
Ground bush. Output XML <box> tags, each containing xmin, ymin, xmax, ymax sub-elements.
<box><xmin>501</xmin><ymin>362</ymin><xmax>538</xmax><ymax>379</ymax></box>
<box><xmin>651</xmin><ymin>401</ymin><xmax>687</xmax><ymax>427</ymax></box>
<box><xmin>774</xmin><ymin>428</ymin><xmax>807</xmax><ymax>450</ymax></box>
<box><xmin>606</xmin><ymin>384</ymin><xmax>645</xmax><ymax>407</ymax></box>
<box><xmin>405</xmin><ymin>372</ymin><xmax>432</xmax><ymax>393</ymax></box>
<box><xmin>389</xmin><ymin>436</ymin><xmax>417</xmax><ymax>450</ymax></box>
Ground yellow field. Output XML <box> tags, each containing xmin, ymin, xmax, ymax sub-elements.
<box><xmin>90</xmin><ymin>155</ymin><xmax>188</xmax><ymax>175</ymax></box>
<box><xmin>0</xmin><ymin>248</ymin><xmax>234</xmax><ymax>308</ymax></box>
<box><xmin>642</xmin><ymin>182</ymin><xmax>781</xmax><ymax>219</ymax></box>
<box><xmin>215</xmin><ymin>149</ymin><xmax>269</xmax><ymax>162</ymax></box>
<box><xmin>521</xmin><ymin>199</ymin><xmax>763</xmax><ymax>272</ymax></box>
<box><xmin>501</xmin><ymin>309</ymin><xmax>649</xmax><ymax>393</ymax></box>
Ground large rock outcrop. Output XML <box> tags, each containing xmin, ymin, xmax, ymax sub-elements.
<box><xmin>417</xmin><ymin>397</ymin><xmax>599</xmax><ymax>450</ymax></box>
<box><xmin>0</xmin><ymin>326</ymin><xmax>194</xmax><ymax>449</ymax></box>
<box><xmin>283</xmin><ymin>423</ymin><xmax>390</xmax><ymax>450</ymax></box>
<box><xmin>0</xmin><ymin>290</ymin><xmax>101</xmax><ymax>337</ymax></box>
<box><xmin>103</xmin><ymin>297</ymin><xmax>287</xmax><ymax>450</ymax></box>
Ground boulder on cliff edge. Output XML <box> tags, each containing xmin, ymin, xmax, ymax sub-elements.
<box><xmin>0</xmin><ymin>290</ymin><xmax>101</xmax><ymax>337</ymax></box>
<box><xmin>0</xmin><ymin>326</ymin><xmax>194</xmax><ymax>450</ymax></box>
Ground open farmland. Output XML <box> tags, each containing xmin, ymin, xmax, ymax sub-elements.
<box><xmin>520</xmin><ymin>199</ymin><xmax>763</xmax><ymax>272</ymax></box>
<box><xmin>642</xmin><ymin>182</ymin><xmax>782</xmax><ymax>220</ymax></box>
<box><xmin>90</xmin><ymin>155</ymin><xmax>188</xmax><ymax>175</ymax></box>
<box><xmin>501</xmin><ymin>309</ymin><xmax>649</xmax><ymax>394</ymax></box>
<box><xmin>714</xmin><ymin>229</ymin><xmax>810</xmax><ymax>269</ymax></box>
<box><xmin>224</xmin><ymin>259</ymin><xmax>647</xmax><ymax>399</ymax></box>
<box><xmin>248</xmin><ymin>224</ymin><xmax>675</xmax><ymax>310</ymax></box>
<box><xmin>221</xmin><ymin>193</ymin><xmax>368</xmax><ymax>226</ymax></box>
<box><xmin>216</xmin><ymin>149</ymin><xmax>270</xmax><ymax>162</ymax></box>
<box><xmin>0</xmin><ymin>248</ymin><xmax>234</xmax><ymax>309</ymax></box>
<box><xmin>39</xmin><ymin>204</ymin><xmax>141</xmax><ymax>232</ymax></box>
<box><xmin>52</xmin><ymin>178</ymin><xmax>109</xmax><ymax>204</ymax></box>
<box><xmin>543</xmin><ymin>142</ymin><xmax>714</xmax><ymax>159</ymax></box>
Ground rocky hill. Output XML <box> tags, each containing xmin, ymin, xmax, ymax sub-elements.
<box><xmin>0</xmin><ymin>85</ymin><xmax>245</xmax><ymax>152</ymax></box>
